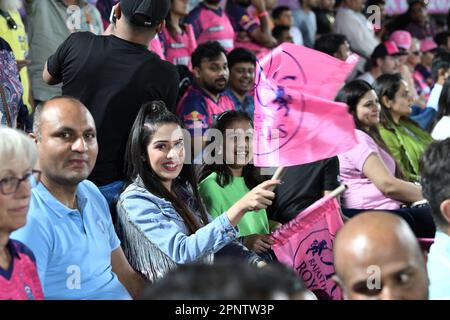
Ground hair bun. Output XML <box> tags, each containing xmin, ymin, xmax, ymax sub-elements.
<box><xmin>146</xmin><ymin>100</ymin><xmax>168</xmax><ymax>115</ymax></box>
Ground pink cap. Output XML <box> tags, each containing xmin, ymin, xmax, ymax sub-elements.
<box><xmin>420</xmin><ymin>38</ymin><xmax>438</xmax><ymax>53</ymax></box>
<box><xmin>371</xmin><ymin>41</ymin><xmax>400</xmax><ymax>59</ymax></box>
<box><xmin>384</xmin><ymin>41</ymin><xmax>399</xmax><ymax>55</ymax></box>
<box><xmin>389</xmin><ymin>31</ymin><xmax>412</xmax><ymax>50</ymax></box>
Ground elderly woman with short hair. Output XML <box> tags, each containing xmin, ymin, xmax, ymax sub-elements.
<box><xmin>0</xmin><ymin>127</ymin><xmax>43</xmax><ymax>300</ymax></box>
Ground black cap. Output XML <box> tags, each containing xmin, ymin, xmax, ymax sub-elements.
<box><xmin>371</xmin><ymin>41</ymin><xmax>401</xmax><ymax>59</ymax></box>
<box><xmin>407</xmin><ymin>0</ymin><xmax>428</xmax><ymax>6</ymax></box>
<box><xmin>120</xmin><ymin>0</ymin><xmax>170</xmax><ymax>28</ymax></box>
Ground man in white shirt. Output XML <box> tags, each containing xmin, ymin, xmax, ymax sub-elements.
<box><xmin>333</xmin><ymin>0</ymin><xmax>379</xmax><ymax>72</ymax></box>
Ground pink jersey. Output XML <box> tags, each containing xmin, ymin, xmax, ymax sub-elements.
<box><xmin>185</xmin><ymin>3</ymin><xmax>235</xmax><ymax>51</ymax></box>
<box><xmin>226</xmin><ymin>1</ymin><xmax>269</xmax><ymax>56</ymax></box>
<box><xmin>176</xmin><ymin>84</ymin><xmax>235</xmax><ymax>135</ymax></box>
<box><xmin>0</xmin><ymin>240</ymin><xmax>44</xmax><ymax>300</ymax></box>
<box><xmin>160</xmin><ymin>24</ymin><xmax>197</xmax><ymax>69</ymax></box>
<box><xmin>148</xmin><ymin>35</ymin><xmax>166</xmax><ymax>60</ymax></box>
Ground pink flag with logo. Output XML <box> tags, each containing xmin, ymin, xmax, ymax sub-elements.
<box><xmin>253</xmin><ymin>43</ymin><xmax>358</xmax><ymax>167</ymax></box>
<box><xmin>270</xmin><ymin>195</ymin><xmax>344</xmax><ymax>300</ymax></box>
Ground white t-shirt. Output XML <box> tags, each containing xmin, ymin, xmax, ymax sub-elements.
<box><xmin>333</xmin><ymin>7</ymin><xmax>379</xmax><ymax>59</ymax></box>
<box><xmin>431</xmin><ymin>116</ymin><xmax>450</xmax><ymax>140</ymax></box>
<box><xmin>290</xmin><ymin>26</ymin><xmax>304</xmax><ymax>46</ymax></box>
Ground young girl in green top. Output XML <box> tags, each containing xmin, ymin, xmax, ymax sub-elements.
<box><xmin>373</xmin><ymin>73</ymin><xmax>434</xmax><ymax>182</ymax></box>
<box><xmin>199</xmin><ymin>110</ymin><xmax>274</xmax><ymax>259</ymax></box>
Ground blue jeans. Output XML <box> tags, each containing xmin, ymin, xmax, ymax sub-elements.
<box><xmin>98</xmin><ymin>180</ymin><xmax>124</xmax><ymax>225</ymax></box>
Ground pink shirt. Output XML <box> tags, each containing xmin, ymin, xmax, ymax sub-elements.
<box><xmin>338</xmin><ymin>130</ymin><xmax>402</xmax><ymax>210</ymax></box>
<box><xmin>185</xmin><ymin>3</ymin><xmax>235</xmax><ymax>51</ymax></box>
<box><xmin>176</xmin><ymin>85</ymin><xmax>235</xmax><ymax>135</ymax></box>
<box><xmin>148</xmin><ymin>35</ymin><xmax>165</xmax><ymax>60</ymax></box>
<box><xmin>0</xmin><ymin>240</ymin><xmax>44</xmax><ymax>300</ymax></box>
<box><xmin>226</xmin><ymin>0</ymin><xmax>268</xmax><ymax>56</ymax></box>
<box><xmin>160</xmin><ymin>24</ymin><xmax>197</xmax><ymax>69</ymax></box>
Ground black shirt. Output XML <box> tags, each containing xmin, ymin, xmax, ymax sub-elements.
<box><xmin>267</xmin><ymin>157</ymin><xmax>340</xmax><ymax>224</ymax></box>
<box><xmin>314</xmin><ymin>9</ymin><xmax>335</xmax><ymax>36</ymax></box>
<box><xmin>48</xmin><ymin>32</ymin><xmax>180</xmax><ymax>186</ymax></box>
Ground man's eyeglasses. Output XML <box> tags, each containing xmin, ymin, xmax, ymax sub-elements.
<box><xmin>0</xmin><ymin>170</ymin><xmax>41</xmax><ymax>195</ymax></box>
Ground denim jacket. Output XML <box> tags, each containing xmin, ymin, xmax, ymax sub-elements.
<box><xmin>116</xmin><ymin>177</ymin><xmax>261</xmax><ymax>282</ymax></box>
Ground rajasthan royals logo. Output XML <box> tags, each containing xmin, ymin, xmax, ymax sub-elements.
<box><xmin>254</xmin><ymin>46</ymin><xmax>307</xmax><ymax>157</ymax></box>
<box><xmin>293</xmin><ymin>229</ymin><xmax>341</xmax><ymax>300</ymax></box>
<box><xmin>24</xmin><ymin>285</ymin><xmax>35</xmax><ymax>300</ymax></box>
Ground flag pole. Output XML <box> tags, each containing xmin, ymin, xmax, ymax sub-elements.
<box><xmin>328</xmin><ymin>184</ymin><xmax>348</xmax><ymax>199</ymax></box>
<box><xmin>268</xmin><ymin>167</ymin><xmax>286</xmax><ymax>192</ymax></box>
<box><xmin>328</xmin><ymin>184</ymin><xmax>349</xmax><ymax>222</ymax></box>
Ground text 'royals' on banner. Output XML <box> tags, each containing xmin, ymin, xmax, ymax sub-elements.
<box><xmin>270</xmin><ymin>195</ymin><xmax>344</xmax><ymax>300</ymax></box>
<box><xmin>253</xmin><ymin>43</ymin><xmax>359</xmax><ymax>167</ymax></box>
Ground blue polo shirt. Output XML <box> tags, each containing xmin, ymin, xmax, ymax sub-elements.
<box><xmin>11</xmin><ymin>180</ymin><xmax>131</xmax><ymax>300</ymax></box>
<box><xmin>427</xmin><ymin>231</ymin><xmax>450</xmax><ymax>299</ymax></box>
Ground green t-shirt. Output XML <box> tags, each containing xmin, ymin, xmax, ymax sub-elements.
<box><xmin>199</xmin><ymin>172</ymin><xmax>270</xmax><ymax>237</ymax></box>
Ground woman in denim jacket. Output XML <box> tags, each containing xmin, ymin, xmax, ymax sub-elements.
<box><xmin>116</xmin><ymin>101</ymin><xmax>280</xmax><ymax>282</ymax></box>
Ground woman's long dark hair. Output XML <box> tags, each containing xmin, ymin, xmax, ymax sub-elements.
<box><xmin>198</xmin><ymin>110</ymin><xmax>263</xmax><ymax>189</ymax></box>
<box><xmin>373</xmin><ymin>73</ymin><xmax>421</xmax><ymax>131</ymax></box>
<box><xmin>124</xmin><ymin>101</ymin><xmax>208</xmax><ymax>235</ymax></box>
<box><xmin>432</xmin><ymin>77</ymin><xmax>450</xmax><ymax>130</ymax></box>
<box><xmin>165</xmin><ymin>0</ymin><xmax>187</xmax><ymax>39</ymax></box>
<box><xmin>335</xmin><ymin>80</ymin><xmax>405</xmax><ymax>179</ymax></box>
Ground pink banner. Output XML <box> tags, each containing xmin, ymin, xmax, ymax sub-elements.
<box><xmin>256</xmin><ymin>43</ymin><xmax>359</xmax><ymax>100</ymax></box>
<box><xmin>253</xmin><ymin>43</ymin><xmax>358</xmax><ymax>167</ymax></box>
<box><xmin>271</xmin><ymin>196</ymin><xmax>344</xmax><ymax>300</ymax></box>
<box><xmin>385</xmin><ymin>0</ymin><xmax>450</xmax><ymax>15</ymax></box>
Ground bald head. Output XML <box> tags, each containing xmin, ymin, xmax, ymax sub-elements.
<box><xmin>33</xmin><ymin>97</ymin><xmax>93</xmax><ymax>139</ymax></box>
<box><xmin>31</xmin><ymin>96</ymin><xmax>98</xmax><ymax>188</ymax></box>
<box><xmin>334</xmin><ymin>212</ymin><xmax>428</xmax><ymax>300</ymax></box>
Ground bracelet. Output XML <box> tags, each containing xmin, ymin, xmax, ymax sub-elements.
<box><xmin>258</xmin><ymin>11</ymin><xmax>269</xmax><ymax>18</ymax></box>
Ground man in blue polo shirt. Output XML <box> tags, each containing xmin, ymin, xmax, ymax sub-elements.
<box><xmin>12</xmin><ymin>96</ymin><xmax>144</xmax><ymax>300</ymax></box>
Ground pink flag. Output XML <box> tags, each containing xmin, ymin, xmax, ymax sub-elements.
<box><xmin>253</xmin><ymin>87</ymin><xmax>358</xmax><ymax>167</ymax></box>
<box><xmin>253</xmin><ymin>43</ymin><xmax>358</xmax><ymax>167</ymax></box>
<box><xmin>256</xmin><ymin>43</ymin><xmax>359</xmax><ymax>100</ymax></box>
<box><xmin>270</xmin><ymin>195</ymin><xmax>344</xmax><ymax>300</ymax></box>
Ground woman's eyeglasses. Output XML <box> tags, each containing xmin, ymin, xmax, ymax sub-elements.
<box><xmin>412</xmin><ymin>51</ymin><xmax>421</xmax><ymax>56</ymax></box>
<box><xmin>0</xmin><ymin>170</ymin><xmax>41</xmax><ymax>195</ymax></box>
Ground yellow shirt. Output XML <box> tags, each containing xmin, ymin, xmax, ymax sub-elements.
<box><xmin>0</xmin><ymin>10</ymin><xmax>31</xmax><ymax>112</ymax></box>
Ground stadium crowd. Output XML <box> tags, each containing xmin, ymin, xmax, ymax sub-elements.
<box><xmin>1</xmin><ymin>0</ymin><xmax>450</xmax><ymax>300</ymax></box>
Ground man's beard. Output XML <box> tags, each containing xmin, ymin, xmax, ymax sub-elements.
<box><xmin>0</xmin><ymin>0</ymin><xmax>23</xmax><ymax>12</ymax></box>
<box><xmin>204</xmin><ymin>79</ymin><xmax>227</xmax><ymax>95</ymax></box>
